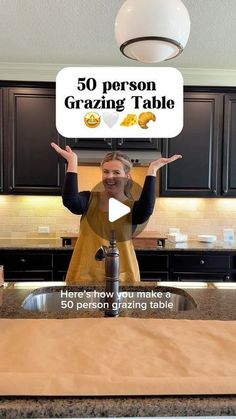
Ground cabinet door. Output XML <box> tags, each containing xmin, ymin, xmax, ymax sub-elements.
<box><xmin>0</xmin><ymin>251</ymin><xmax>53</xmax><ymax>281</ymax></box>
<box><xmin>66</xmin><ymin>138</ymin><xmax>114</xmax><ymax>149</ymax></box>
<box><xmin>222</xmin><ymin>94</ymin><xmax>236</xmax><ymax>196</ymax></box>
<box><xmin>4</xmin><ymin>87</ymin><xmax>65</xmax><ymax>194</ymax></box>
<box><xmin>116</xmin><ymin>138</ymin><xmax>159</xmax><ymax>150</ymax></box>
<box><xmin>66</xmin><ymin>138</ymin><xmax>159</xmax><ymax>150</ymax></box>
<box><xmin>160</xmin><ymin>93</ymin><xmax>223</xmax><ymax>197</ymax></box>
<box><xmin>53</xmin><ymin>252</ymin><xmax>72</xmax><ymax>281</ymax></box>
<box><xmin>0</xmin><ymin>89</ymin><xmax>3</xmax><ymax>193</ymax></box>
<box><xmin>136</xmin><ymin>251</ymin><xmax>169</xmax><ymax>280</ymax></box>
<box><xmin>172</xmin><ymin>272</ymin><xmax>231</xmax><ymax>281</ymax></box>
<box><xmin>170</xmin><ymin>252</ymin><xmax>231</xmax><ymax>282</ymax></box>
<box><xmin>172</xmin><ymin>253</ymin><xmax>230</xmax><ymax>271</ymax></box>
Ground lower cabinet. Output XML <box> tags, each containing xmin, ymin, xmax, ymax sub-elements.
<box><xmin>53</xmin><ymin>252</ymin><xmax>72</xmax><ymax>281</ymax></box>
<box><xmin>170</xmin><ymin>252</ymin><xmax>231</xmax><ymax>282</ymax></box>
<box><xmin>135</xmin><ymin>251</ymin><xmax>169</xmax><ymax>280</ymax></box>
<box><xmin>0</xmin><ymin>248</ymin><xmax>234</xmax><ymax>282</ymax></box>
<box><xmin>0</xmin><ymin>251</ymin><xmax>53</xmax><ymax>281</ymax></box>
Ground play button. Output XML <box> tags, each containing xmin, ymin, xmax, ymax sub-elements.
<box><xmin>108</xmin><ymin>198</ymin><xmax>130</xmax><ymax>222</ymax></box>
<box><xmin>86</xmin><ymin>178</ymin><xmax>150</xmax><ymax>242</ymax></box>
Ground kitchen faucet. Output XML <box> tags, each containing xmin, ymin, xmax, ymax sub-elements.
<box><xmin>95</xmin><ymin>230</ymin><xmax>120</xmax><ymax>317</ymax></box>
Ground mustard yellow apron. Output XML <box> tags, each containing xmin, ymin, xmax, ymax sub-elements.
<box><xmin>66</xmin><ymin>192</ymin><xmax>140</xmax><ymax>284</ymax></box>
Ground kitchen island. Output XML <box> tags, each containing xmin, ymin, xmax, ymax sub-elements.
<box><xmin>0</xmin><ymin>281</ymin><xmax>236</xmax><ymax>417</ymax></box>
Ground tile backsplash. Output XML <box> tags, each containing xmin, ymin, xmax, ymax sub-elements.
<box><xmin>1</xmin><ymin>166</ymin><xmax>236</xmax><ymax>241</ymax></box>
<box><xmin>0</xmin><ymin>194</ymin><xmax>77</xmax><ymax>238</ymax></box>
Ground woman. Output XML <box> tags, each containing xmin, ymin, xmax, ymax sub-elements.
<box><xmin>51</xmin><ymin>142</ymin><xmax>182</xmax><ymax>284</ymax></box>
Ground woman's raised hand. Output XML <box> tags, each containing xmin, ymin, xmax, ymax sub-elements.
<box><xmin>51</xmin><ymin>142</ymin><xmax>78</xmax><ymax>172</ymax></box>
<box><xmin>51</xmin><ymin>142</ymin><xmax>77</xmax><ymax>162</ymax></box>
<box><xmin>147</xmin><ymin>154</ymin><xmax>182</xmax><ymax>176</ymax></box>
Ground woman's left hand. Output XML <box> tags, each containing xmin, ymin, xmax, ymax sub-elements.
<box><xmin>147</xmin><ymin>154</ymin><xmax>182</xmax><ymax>176</ymax></box>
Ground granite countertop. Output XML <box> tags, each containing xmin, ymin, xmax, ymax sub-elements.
<box><xmin>1</xmin><ymin>281</ymin><xmax>236</xmax><ymax>417</ymax></box>
<box><xmin>0</xmin><ymin>237</ymin><xmax>236</xmax><ymax>251</ymax></box>
<box><xmin>0</xmin><ymin>238</ymin><xmax>71</xmax><ymax>250</ymax></box>
<box><xmin>1</xmin><ymin>282</ymin><xmax>236</xmax><ymax>321</ymax></box>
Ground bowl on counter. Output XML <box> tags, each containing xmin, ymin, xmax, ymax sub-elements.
<box><xmin>197</xmin><ymin>235</ymin><xmax>217</xmax><ymax>243</ymax></box>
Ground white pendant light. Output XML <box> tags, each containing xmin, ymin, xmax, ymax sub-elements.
<box><xmin>115</xmin><ymin>0</ymin><xmax>191</xmax><ymax>64</ymax></box>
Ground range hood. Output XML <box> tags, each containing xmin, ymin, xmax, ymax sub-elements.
<box><xmin>74</xmin><ymin>149</ymin><xmax>162</xmax><ymax>167</ymax></box>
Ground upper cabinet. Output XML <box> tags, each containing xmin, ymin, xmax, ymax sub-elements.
<box><xmin>2</xmin><ymin>86</ymin><xmax>65</xmax><ymax>195</ymax></box>
<box><xmin>160</xmin><ymin>90</ymin><xmax>236</xmax><ymax>197</ymax></box>
<box><xmin>0</xmin><ymin>82</ymin><xmax>159</xmax><ymax>195</ymax></box>
<box><xmin>66</xmin><ymin>138</ymin><xmax>159</xmax><ymax>150</ymax></box>
<box><xmin>115</xmin><ymin>138</ymin><xmax>158</xmax><ymax>150</ymax></box>
<box><xmin>0</xmin><ymin>89</ymin><xmax>3</xmax><ymax>193</ymax></box>
<box><xmin>66</xmin><ymin>138</ymin><xmax>113</xmax><ymax>150</ymax></box>
<box><xmin>1</xmin><ymin>83</ymin><xmax>236</xmax><ymax>198</ymax></box>
<box><xmin>222</xmin><ymin>94</ymin><xmax>236</xmax><ymax>196</ymax></box>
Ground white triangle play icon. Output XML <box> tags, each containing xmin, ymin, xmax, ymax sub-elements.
<box><xmin>108</xmin><ymin>198</ymin><xmax>130</xmax><ymax>222</ymax></box>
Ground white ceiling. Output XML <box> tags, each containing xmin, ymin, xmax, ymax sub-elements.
<box><xmin>0</xmin><ymin>0</ymin><xmax>236</xmax><ymax>83</ymax></box>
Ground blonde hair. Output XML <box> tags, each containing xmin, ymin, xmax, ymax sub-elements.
<box><xmin>101</xmin><ymin>151</ymin><xmax>132</xmax><ymax>173</ymax></box>
<box><xmin>101</xmin><ymin>151</ymin><xmax>133</xmax><ymax>198</ymax></box>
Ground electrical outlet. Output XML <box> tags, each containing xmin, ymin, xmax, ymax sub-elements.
<box><xmin>38</xmin><ymin>226</ymin><xmax>50</xmax><ymax>234</ymax></box>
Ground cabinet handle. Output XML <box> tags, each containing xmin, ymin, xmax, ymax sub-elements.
<box><xmin>118</xmin><ymin>139</ymin><xmax>124</xmax><ymax>146</ymax></box>
<box><xmin>224</xmin><ymin>189</ymin><xmax>228</xmax><ymax>194</ymax></box>
<box><xmin>9</xmin><ymin>186</ymin><xmax>13</xmax><ymax>191</ymax></box>
<box><xmin>20</xmin><ymin>258</ymin><xmax>26</xmax><ymax>263</ymax></box>
<box><xmin>104</xmin><ymin>139</ymin><xmax>112</xmax><ymax>147</ymax></box>
<box><xmin>200</xmin><ymin>259</ymin><xmax>205</xmax><ymax>265</ymax></box>
<box><xmin>225</xmin><ymin>275</ymin><xmax>230</xmax><ymax>281</ymax></box>
<box><xmin>213</xmin><ymin>189</ymin><xmax>217</xmax><ymax>194</ymax></box>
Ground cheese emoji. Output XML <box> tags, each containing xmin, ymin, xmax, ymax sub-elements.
<box><xmin>120</xmin><ymin>114</ymin><xmax>138</xmax><ymax>127</ymax></box>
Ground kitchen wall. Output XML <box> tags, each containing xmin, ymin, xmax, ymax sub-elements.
<box><xmin>1</xmin><ymin>166</ymin><xmax>236</xmax><ymax>241</ymax></box>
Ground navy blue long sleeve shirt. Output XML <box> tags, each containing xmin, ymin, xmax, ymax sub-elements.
<box><xmin>62</xmin><ymin>172</ymin><xmax>156</xmax><ymax>225</ymax></box>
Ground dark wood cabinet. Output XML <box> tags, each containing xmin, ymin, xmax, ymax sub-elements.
<box><xmin>2</xmin><ymin>87</ymin><xmax>65</xmax><ymax>195</ymax></box>
<box><xmin>53</xmin><ymin>252</ymin><xmax>72</xmax><ymax>281</ymax></box>
<box><xmin>0</xmin><ymin>249</ymin><xmax>72</xmax><ymax>281</ymax></box>
<box><xmin>0</xmin><ymin>250</ymin><xmax>53</xmax><ymax>281</ymax></box>
<box><xmin>137</xmin><ymin>249</ymin><xmax>233</xmax><ymax>282</ymax></box>
<box><xmin>160</xmin><ymin>92</ymin><xmax>223</xmax><ymax>197</ymax></box>
<box><xmin>160</xmin><ymin>90</ymin><xmax>236</xmax><ymax>197</ymax></box>
<box><xmin>0</xmin><ymin>89</ymin><xmax>3</xmax><ymax>193</ymax></box>
<box><xmin>170</xmin><ymin>252</ymin><xmax>231</xmax><ymax>281</ymax></box>
<box><xmin>66</xmin><ymin>138</ymin><xmax>113</xmax><ymax>150</ymax></box>
<box><xmin>67</xmin><ymin>137</ymin><xmax>159</xmax><ymax>151</ymax></box>
<box><xmin>222</xmin><ymin>94</ymin><xmax>236</xmax><ymax>196</ymax></box>
<box><xmin>0</xmin><ymin>83</ymin><xmax>236</xmax><ymax>197</ymax></box>
<box><xmin>135</xmin><ymin>251</ymin><xmax>169</xmax><ymax>280</ymax></box>
<box><xmin>0</xmin><ymin>247</ymin><xmax>236</xmax><ymax>282</ymax></box>
<box><xmin>116</xmin><ymin>138</ymin><xmax>159</xmax><ymax>150</ymax></box>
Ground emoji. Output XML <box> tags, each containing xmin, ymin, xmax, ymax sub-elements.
<box><xmin>103</xmin><ymin>112</ymin><xmax>119</xmax><ymax>128</ymax></box>
<box><xmin>138</xmin><ymin>112</ymin><xmax>156</xmax><ymax>129</ymax></box>
<box><xmin>120</xmin><ymin>114</ymin><xmax>138</xmax><ymax>127</ymax></box>
<box><xmin>84</xmin><ymin>112</ymin><xmax>101</xmax><ymax>128</ymax></box>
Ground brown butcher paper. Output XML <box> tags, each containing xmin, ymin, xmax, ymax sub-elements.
<box><xmin>1</xmin><ymin>318</ymin><xmax>236</xmax><ymax>396</ymax></box>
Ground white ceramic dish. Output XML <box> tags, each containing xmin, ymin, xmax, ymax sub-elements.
<box><xmin>198</xmin><ymin>234</ymin><xmax>217</xmax><ymax>243</ymax></box>
<box><xmin>167</xmin><ymin>233</ymin><xmax>188</xmax><ymax>243</ymax></box>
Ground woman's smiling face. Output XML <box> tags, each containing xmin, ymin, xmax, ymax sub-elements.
<box><xmin>102</xmin><ymin>160</ymin><xmax>129</xmax><ymax>196</ymax></box>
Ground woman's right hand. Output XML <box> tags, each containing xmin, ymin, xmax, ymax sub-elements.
<box><xmin>51</xmin><ymin>142</ymin><xmax>78</xmax><ymax>172</ymax></box>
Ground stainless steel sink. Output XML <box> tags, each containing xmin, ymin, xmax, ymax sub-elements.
<box><xmin>21</xmin><ymin>287</ymin><xmax>197</xmax><ymax>313</ymax></box>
